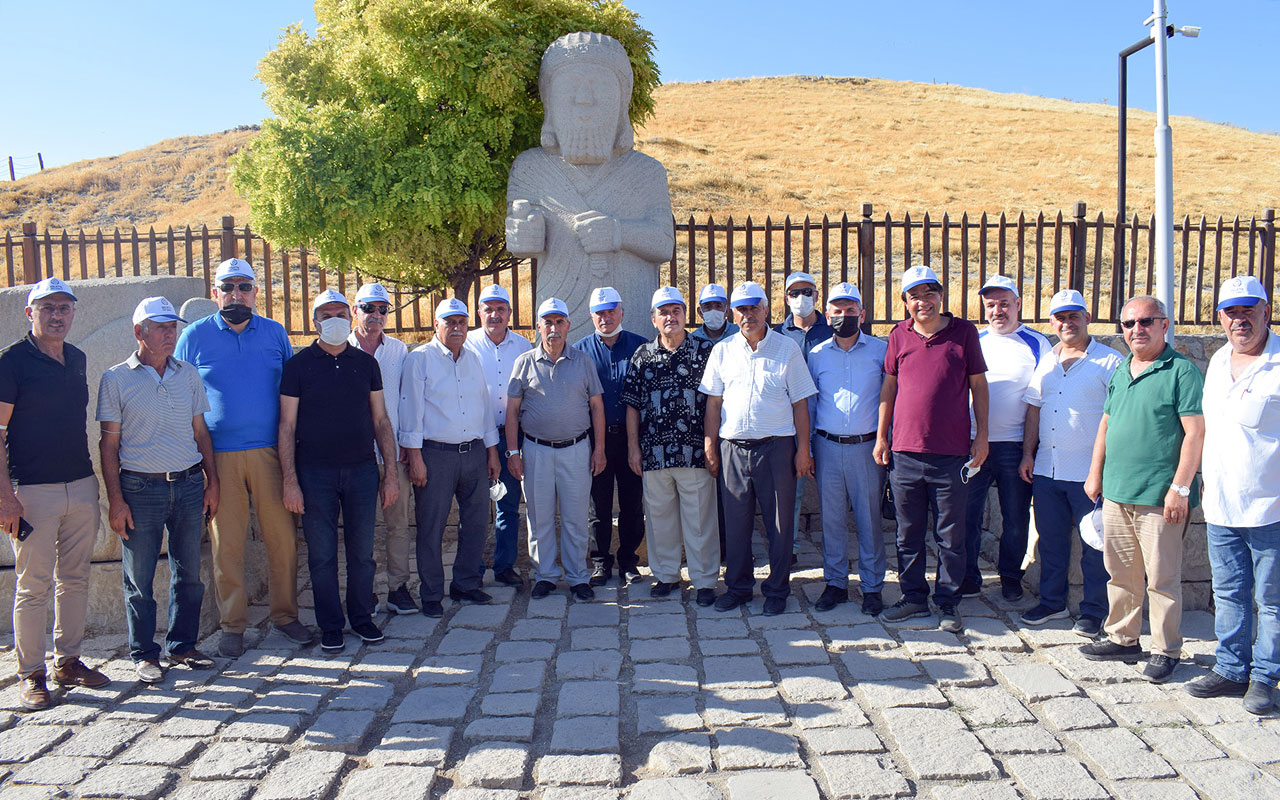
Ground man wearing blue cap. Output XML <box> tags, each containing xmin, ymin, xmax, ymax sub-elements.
<box><xmin>98</xmin><ymin>297</ymin><xmax>220</xmax><ymax>682</ymax></box>
<box><xmin>574</xmin><ymin>287</ymin><xmax>648</xmax><ymax>586</ymax></box>
<box><xmin>466</xmin><ymin>284</ymin><xmax>533</xmax><ymax>588</ymax></box>
<box><xmin>691</xmin><ymin>284</ymin><xmax>739</xmax><ymax>345</ymax></box>
<box><xmin>1017</xmin><ymin>289</ymin><xmax>1120</xmax><ymax>637</ymax></box>
<box><xmin>701</xmin><ymin>281</ymin><xmax>817</xmax><ymax>615</ymax></box>
<box><xmin>963</xmin><ymin>275</ymin><xmax>1051</xmax><ymax>602</ymax></box>
<box><xmin>175</xmin><ymin>258</ymin><xmax>312</xmax><ymax>657</ymax></box>
<box><xmin>1188</xmin><ymin>275</ymin><xmax>1279</xmax><ymax>714</ymax></box>
<box><xmin>807</xmin><ymin>283</ymin><xmax>888</xmax><ymax>615</ymax></box>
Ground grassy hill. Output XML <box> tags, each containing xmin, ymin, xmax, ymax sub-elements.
<box><xmin>4</xmin><ymin>76</ymin><xmax>1278</xmax><ymax>234</ymax></box>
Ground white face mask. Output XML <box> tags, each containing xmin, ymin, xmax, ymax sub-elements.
<box><xmin>597</xmin><ymin>327</ymin><xmax>621</xmax><ymax>340</ymax></box>
<box><xmin>702</xmin><ymin>309</ymin><xmax>726</xmax><ymax>330</ymax></box>
<box><xmin>788</xmin><ymin>294</ymin><xmax>815</xmax><ymax>318</ymax></box>
<box><xmin>318</xmin><ymin>316</ymin><xmax>351</xmax><ymax>346</ymax></box>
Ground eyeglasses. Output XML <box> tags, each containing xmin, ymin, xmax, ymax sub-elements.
<box><xmin>1120</xmin><ymin>316</ymin><xmax>1166</xmax><ymax>330</ymax></box>
<box><xmin>786</xmin><ymin>288</ymin><xmax>815</xmax><ymax>298</ymax></box>
<box><xmin>358</xmin><ymin>303</ymin><xmax>391</xmax><ymax>315</ymax></box>
<box><xmin>34</xmin><ymin>303</ymin><xmax>74</xmax><ymax>316</ymax></box>
<box><xmin>219</xmin><ymin>282</ymin><xmax>254</xmax><ymax>293</ymax></box>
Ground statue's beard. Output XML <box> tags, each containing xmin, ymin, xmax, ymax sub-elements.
<box><xmin>559</xmin><ymin>124</ymin><xmax>614</xmax><ymax>165</ymax></box>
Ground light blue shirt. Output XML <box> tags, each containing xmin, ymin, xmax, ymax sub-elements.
<box><xmin>807</xmin><ymin>333</ymin><xmax>888</xmax><ymax>436</ymax></box>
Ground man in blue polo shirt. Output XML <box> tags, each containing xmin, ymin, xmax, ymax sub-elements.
<box><xmin>176</xmin><ymin>259</ymin><xmax>312</xmax><ymax>657</ymax></box>
<box><xmin>574</xmin><ymin>287</ymin><xmax>648</xmax><ymax>586</ymax></box>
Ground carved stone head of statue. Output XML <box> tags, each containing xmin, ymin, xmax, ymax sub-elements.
<box><xmin>539</xmin><ymin>32</ymin><xmax>635</xmax><ymax>166</ymax></box>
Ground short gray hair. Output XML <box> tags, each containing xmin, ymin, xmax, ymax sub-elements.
<box><xmin>1122</xmin><ymin>295</ymin><xmax>1167</xmax><ymax>317</ymax></box>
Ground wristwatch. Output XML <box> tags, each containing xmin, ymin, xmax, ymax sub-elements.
<box><xmin>504</xmin><ymin>449</ymin><xmax>520</xmax><ymax>459</ymax></box>
<box><xmin>1170</xmin><ymin>484</ymin><xmax>1190</xmax><ymax>498</ymax></box>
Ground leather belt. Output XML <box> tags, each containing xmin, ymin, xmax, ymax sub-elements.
<box><xmin>816</xmin><ymin>430</ymin><xmax>877</xmax><ymax>445</ymax></box>
<box><xmin>525</xmin><ymin>431</ymin><xmax>589</xmax><ymax>449</ymax></box>
<box><xmin>605</xmin><ymin>424</ymin><xmax>624</xmax><ymax>435</ymax></box>
<box><xmin>120</xmin><ymin>463</ymin><xmax>203</xmax><ymax>482</ymax></box>
<box><xmin>725</xmin><ymin>436</ymin><xmax>780</xmax><ymax>449</ymax></box>
<box><xmin>423</xmin><ymin>438</ymin><xmax>484</xmax><ymax>454</ymax></box>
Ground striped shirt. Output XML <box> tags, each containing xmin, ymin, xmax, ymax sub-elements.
<box><xmin>972</xmin><ymin>324</ymin><xmax>1053</xmax><ymax>442</ymax></box>
<box><xmin>1022</xmin><ymin>338</ymin><xmax>1123</xmax><ymax>483</ymax></box>
<box><xmin>96</xmin><ymin>353</ymin><xmax>210</xmax><ymax>472</ymax></box>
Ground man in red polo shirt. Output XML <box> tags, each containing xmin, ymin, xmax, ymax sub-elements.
<box><xmin>874</xmin><ymin>265</ymin><xmax>989</xmax><ymax>632</ymax></box>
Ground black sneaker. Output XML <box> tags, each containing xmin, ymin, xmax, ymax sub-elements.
<box><xmin>860</xmin><ymin>591</ymin><xmax>884</xmax><ymax>617</ymax></box>
<box><xmin>1080</xmin><ymin>640</ymin><xmax>1143</xmax><ymax>662</ymax></box>
<box><xmin>1000</xmin><ymin>577</ymin><xmax>1024</xmax><ymax>601</ymax></box>
<box><xmin>1072</xmin><ymin>616</ymin><xmax>1103</xmax><ymax>638</ymax></box>
<box><xmin>1186</xmin><ymin>671</ymin><xmax>1249</xmax><ymax>698</ymax></box>
<box><xmin>421</xmin><ymin>601</ymin><xmax>444</xmax><ymax>618</ymax></box>
<box><xmin>571</xmin><ymin>583</ymin><xmax>595</xmax><ymax>601</ymax></box>
<box><xmin>449</xmin><ymin>585</ymin><xmax>493</xmax><ymax>604</ymax></box>
<box><xmin>695</xmin><ymin>588</ymin><xmax>716</xmax><ymax>607</ymax></box>
<box><xmin>531</xmin><ymin>580</ymin><xmax>556</xmax><ymax>599</ymax></box>
<box><xmin>352</xmin><ymin>621</ymin><xmax>384</xmax><ymax>644</ymax></box>
<box><xmin>386</xmin><ymin>584</ymin><xmax>417</xmax><ymax>615</ymax></box>
<box><xmin>938</xmin><ymin>605</ymin><xmax>964</xmax><ymax>633</ymax></box>
<box><xmin>879</xmin><ymin>598</ymin><xmax>931</xmax><ymax>623</ymax></box>
<box><xmin>1244</xmin><ymin>682</ymin><xmax>1276</xmax><ymax>716</ymax></box>
<box><xmin>493</xmin><ymin>567</ymin><xmax>525</xmax><ymax>588</ymax></box>
<box><xmin>1142</xmin><ymin>654</ymin><xmax>1179</xmax><ymax>683</ymax></box>
<box><xmin>714</xmin><ymin>593</ymin><xmax>750</xmax><ymax>612</ymax></box>
<box><xmin>320</xmin><ymin>630</ymin><xmax>344</xmax><ymax>653</ymax></box>
<box><xmin>650</xmin><ymin>581</ymin><xmax>679</xmax><ymax>598</ymax></box>
<box><xmin>762</xmin><ymin>596</ymin><xmax>786</xmax><ymax>616</ymax></box>
<box><xmin>588</xmin><ymin>564</ymin><xmax>610</xmax><ymax>587</ymax></box>
<box><xmin>814</xmin><ymin>585</ymin><xmax>848</xmax><ymax>612</ymax></box>
<box><xmin>958</xmin><ymin>579</ymin><xmax>983</xmax><ymax>598</ymax></box>
<box><xmin>623</xmin><ymin>568</ymin><xmax>644</xmax><ymax>585</ymax></box>
<box><xmin>1020</xmin><ymin>604</ymin><xmax>1070</xmax><ymax>626</ymax></box>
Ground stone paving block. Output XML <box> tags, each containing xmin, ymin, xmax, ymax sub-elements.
<box><xmin>998</xmin><ymin>663</ymin><xmax>1081</xmax><ymax>702</ymax></box>
<box><xmin>571</xmin><ymin>627</ymin><xmax>620</xmax><ymax>650</ymax></box>
<box><xmin>510</xmin><ymin>617</ymin><xmax>563</xmax><ymax>641</ymax></box>
<box><xmin>925</xmin><ymin>783</ymin><xmax>1021</xmax><ymax>800</ymax></box>
<box><xmin>627</xmin><ymin>596</ymin><xmax>685</xmax><ymax>615</ymax></box>
<box><xmin>301</xmin><ymin>709</ymin><xmax>377</xmax><ymax>752</ymax></box>
<box><xmin>1205</xmin><ymin>721</ymin><xmax>1280</xmax><ymax>764</ymax></box>
<box><xmin>703</xmin><ymin>688</ymin><xmax>788</xmax><ymax>727</ymax></box>
<box><xmin>55</xmin><ymin>719</ymin><xmax>148</xmax><ymax>757</ymax></box>
<box><xmin>189</xmin><ymin>741</ymin><xmax>281</xmax><ymax>780</ymax></box>
<box><xmin>220</xmin><ymin>711</ymin><xmax>303</xmax><ymax>742</ymax></box>
<box><xmin>118</xmin><ymin>736</ymin><xmax>203</xmax><ymax>766</ymax></box>
<box><xmin>442</xmin><ymin>786</ymin><xmax>522</xmax><ymax>799</ymax></box>
<box><xmin>10</xmin><ymin>755</ymin><xmax>100</xmax><ymax>785</ymax></box>
<box><xmin>438</xmin><ymin>628</ymin><xmax>496</xmax><ymax>654</ymax></box>
<box><xmin>633</xmin><ymin>637</ymin><xmax>692</xmax><ymax>662</ymax></box>
<box><xmin>557</xmin><ymin>680</ymin><xmax>619</xmax><ymax>717</ymax></box>
<box><xmin>557</xmin><ymin>650</ymin><xmax>623</xmax><ymax>680</ymax></box>
<box><xmin>550</xmin><ymin>716</ymin><xmax>618</xmax><ymax>753</ymax></box>
<box><xmin>337</xmin><ymin>765</ymin><xmax>436</xmax><ymax>800</ymax></box>
<box><xmin>1069</xmin><ymin>728</ymin><xmax>1177</xmax><ymax>780</ymax></box>
<box><xmin>1178</xmin><ymin>694</ymin><xmax>1260</xmax><ymax>725</ymax></box>
<box><xmin>882</xmin><ymin>707</ymin><xmax>999</xmax><ymax>780</ymax></box>
<box><xmin>633</xmin><ymin>663</ymin><xmax>699</xmax><ymax>694</ymax></box>
<box><xmin>494</xmin><ymin>640</ymin><xmax>556</xmax><ymax>664</ymax></box>
<box><xmin>815</xmin><ymin>754</ymin><xmax>912</xmax><ymax>799</ymax></box>
<box><xmin>857</xmin><ymin>679</ymin><xmax>949</xmax><ymax>709</ymax></box>
<box><xmin>777</xmin><ymin>665</ymin><xmax>848</xmax><ymax>702</ymax></box>
<box><xmin>256</xmin><ymin>750</ymin><xmax>347</xmax><ymax>800</ymax></box>
<box><xmin>1045</xmin><ymin>645</ymin><xmax>1143</xmax><ymax>684</ymax></box>
<box><xmin>791</xmin><ymin>700</ymin><xmax>870</xmax><ymax>729</ymax></box>
<box><xmin>367</xmin><ymin>723</ymin><xmax>452</xmax><ymax>766</ymax></box>
<box><xmin>724</xmin><ymin>770</ymin><xmax>819</xmax><ymax>800</ymax></box>
<box><xmin>535</xmin><ymin>753</ymin><xmax>622</xmax><ymax>785</ymax></box>
<box><xmin>224</xmin><ymin>650</ymin><xmax>288</xmax><ymax>676</ymax></box>
<box><xmin>451</xmin><ymin>604</ymin><xmax>511</xmax><ymax>630</ymax></box>
<box><xmin>1107</xmin><ymin>701</ymin><xmax>1190</xmax><ymax>727</ymax></box>
<box><xmin>106</xmin><ymin>690</ymin><xmax>187</xmax><ymax>720</ymax></box>
<box><xmin>1110</xmin><ymin>780</ymin><xmax>1200</xmax><ymax>800</ymax></box>
<box><xmin>763</xmin><ymin>629</ymin><xmax>831</xmax><ymax>665</ymax></box>
<box><xmin>975</xmin><ymin>724</ymin><xmax>1065</xmax><ymax>754</ymax></box>
<box><xmin>745</xmin><ymin>598</ymin><xmax>806</xmax><ymax>627</ymax></box>
<box><xmin>631</xmin><ymin>614</ymin><xmax>688</xmax><ymax>640</ymax></box>
<box><xmin>416</xmin><ymin>655</ymin><xmax>484</xmax><ymax>685</ymax></box>
<box><xmin>491</xmin><ymin>661</ymin><xmax>546</xmax><ymax>693</ymax></box>
<box><xmin>637</xmin><ymin>696</ymin><xmax>703</xmax><ymax>734</ymax></box>
<box><xmin>167</xmin><ymin>779</ymin><xmax>255</xmax><ymax>800</ymax></box>
<box><xmin>1180</xmin><ymin>759</ymin><xmax>1280</xmax><ymax>800</ymax></box>
<box><xmin>455</xmin><ymin>741</ymin><xmax>529</xmax><ymax>789</ymax></box>
<box><xmin>540</xmin><ymin>789</ymin><xmax>618</xmax><ymax>800</ymax></box>
<box><xmin>1039</xmin><ymin>696</ymin><xmax>1115</xmax><ymax>730</ymax></box>
<box><xmin>1017</xmin><ymin>623</ymin><xmax>1087</xmax><ymax>648</ymax></box>
<box><xmin>808</xmin><ymin>599</ymin><xmax>869</xmax><ymax>627</ymax></box>
<box><xmin>646</xmin><ymin>734</ymin><xmax>713</xmax><ymax>775</ymax></box>
<box><xmin>629</xmin><ymin>777</ymin><xmax>723</xmax><ymax>800</ymax></box>
<box><xmin>350</xmin><ymin>651</ymin><xmax>416</xmax><ymax>679</ymax></box>
<box><xmin>77</xmin><ymin>764</ymin><xmax>173</xmax><ymax>799</ymax></box>
<box><xmin>328</xmin><ymin>679</ymin><xmax>395</xmax><ymax>710</ymax></box>
<box><xmin>275</xmin><ymin>656</ymin><xmax>350</xmax><ymax>684</ymax></box>
<box><xmin>463</xmin><ymin>716</ymin><xmax>536</xmax><ymax>742</ymax></box>
<box><xmin>480</xmin><ymin>691</ymin><xmax>540</xmax><ymax>717</ymax></box>
<box><xmin>188</xmin><ymin>676</ymin><xmax>265</xmax><ymax>707</ymax></box>
<box><xmin>703</xmin><ymin>656</ymin><xmax>774</xmax><ymax>689</ymax></box>
<box><xmin>392</xmin><ymin>686</ymin><xmax>476</xmax><ymax>723</ymax></box>
<box><xmin>22</xmin><ymin>702</ymin><xmax>99</xmax><ymax>725</ymax></box>
<box><xmin>253</xmin><ymin>684</ymin><xmax>329</xmax><ymax>715</ymax></box>
<box><xmin>383</xmin><ymin>611</ymin><xmax>441</xmax><ymax>639</ymax></box>
<box><xmin>699</xmin><ymin>638</ymin><xmax>758</xmax><ymax>656</ymax></box>
<box><xmin>962</xmin><ymin>616</ymin><xmax>1026</xmax><ymax>651</ymax></box>
<box><xmin>527</xmin><ymin>594</ymin><xmax>569</xmax><ymax>618</ymax></box>
<box><xmin>917</xmin><ymin>653</ymin><xmax>991</xmax><ymax>687</ymax></box>
<box><xmin>944</xmin><ymin>685</ymin><xmax>1037</xmax><ymax>726</ymax></box>
<box><xmin>1004</xmin><ymin>754</ymin><xmax>1109</xmax><ymax>800</ymax></box>
<box><xmin>0</xmin><ymin>725</ymin><xmax>70</xmax><ymax>763</ymax></box>
<box><xmin>567</xmin><ymin>602</ymin><xmax>620</xmax><ymax>627</ymax></box>
<box><xmin>696</xmin><ymin>618</ymin><xmax>749</xmax><ymax>639</ymax></box>
<box><xmin>823</xmin><ymin>623</ymin><xmax>898</xmax><ymax>651</ymax></box>
<box><xmin>1088</xmin><ymin>682</ymin><xmax>1166</xmax><ymax>705</ymax></box>
<box><xmin>800</xmin><ymin>726</ymin><xmax>885</xmax><ymax>755</ymax></box>
<box><xmin>899</xmin><ymin>628</ymin><xmax>966</xmax><ymax>655</ymax></box>
<box><xmin>1138</xmin><ymin>726</ymin><xmax>1225</xmax><ymax>763</ymax></box>
<box><xmin>714</xmin><ymin>727</ymin><xmax>803</xmax><ymax>770</ymax></box>
<box><xmin>839</xmin><ymin>648</ymin><xmax>922</xmax><ymax>680</ymax></box>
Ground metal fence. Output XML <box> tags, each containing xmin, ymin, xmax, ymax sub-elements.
<box><xmin>4</xmin><ymin>205</ymin><xmax>1275</xmax><ymax>334</ymax></box>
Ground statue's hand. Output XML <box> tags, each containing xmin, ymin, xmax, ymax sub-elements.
<box><xmin>572</xmin><ymin>211</ymin><xmax>621</xmax><ymax>255</ymax></box>
<box><xmin>505</xmin><ymin>199</ymin><xmax>545</xmax><ymax>254</ymax></box>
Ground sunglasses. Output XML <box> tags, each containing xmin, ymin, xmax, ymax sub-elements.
<box><xmin>358</xmin><ymin>303</ymin><xmax>391</xmax><ymax>315</ymax></box>
<box><xmin>786</xmin><ymin>288</ymin><xmax>815</xmax><ymax>298</ymax></box>
<box><xmin>1120</xmin><ymin>316</ymin><xmax>1166</xmax><ymax>330</ymax></box>
<box><xmin>219</xmin><ymin>282</ymin><xmax>254</xmax><ymax>293</ymax></box>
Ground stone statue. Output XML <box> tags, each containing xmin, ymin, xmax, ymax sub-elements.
<box><xmin>506</xmin><ymin>31</ymin><xmax>674</xmax><ymax>336</ymax></box>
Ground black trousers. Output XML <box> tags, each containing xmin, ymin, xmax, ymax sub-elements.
<box><xmin>588</xmin><ymin>426</ymin><xmax>645</xmax><ymax>572</ymax></box>
<box><xmin>889</xmin><ymin>451</ymin><xmax>968</xmax><ymax>606</ymax></box>
<box><xmin>719</xmin><ymin>436</ymin><xmax>796</xmax><ymax>600</ymax></box>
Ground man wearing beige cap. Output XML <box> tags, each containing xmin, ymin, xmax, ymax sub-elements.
<box><xmin>98</xmin><ymin>296</ymin><xmax>220</xmax><ymax>683</ymax></box>
<box><xmin>0</xmin><ymin>278</ymin><xmax>109</xmax><ymax>708</ymax></box>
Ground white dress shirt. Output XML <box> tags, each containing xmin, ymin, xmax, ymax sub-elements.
<box><xmin>971</xmin><ymin>323</ymin><xmax>1052</xmax><ymax>442</ymax></box>
<box><xmin>699</xmin><ymin>329</ymin><xmax>817</xmax><ymax>440</ymax></box>
<box><xmin>1202</xmin><ymin>330</ymin><xmax>1280</xmax><ymax>527</ymax></box>
<box><xmin>465</xmin><ymin>327</ymin><xmax>532</xmax><ymax>428</ymax></box>
<box><xmin>348</xmin><ymin>330</ymin><xmax>408</xmax><ymax>464</ymax></box>
<box><xmin>807</xmin><ymin>333</ymin><xmax>888</xmax><ymax>436</ymax></box>
<box><xmin>1022</xmin><ymin>337</ymin><xmax>1123</xmax><ymax>483</ymax></box>
<box><xmin>398</xmin><ymin>339</ymin><xmax>498</xmax><ymax>449</ymax></box>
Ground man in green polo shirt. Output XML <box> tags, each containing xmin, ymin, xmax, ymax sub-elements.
<box><xmin>1080</xmin><ymin>296</ymin><xmax>1204</xmax><ymax>684</ymax></box>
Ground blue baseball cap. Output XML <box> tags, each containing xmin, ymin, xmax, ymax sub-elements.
<box><xmin>1216</xmin><ymin>275</ymin><xmax>1268</xmax><ymax>311</ymax></box>
<box><xmin>730</xmin><ymin>282</ymin><xmax>768</xmax><ymax>308</ymax></box>
<box><xmin>589</xmin><ymin>287</ymin><xmax>622</xmax><ymax>312</ymax></box>
<box><xmin>901</xmin><ymin>265</ymin><xmax>941</xmax><ymax>293</ymax></box>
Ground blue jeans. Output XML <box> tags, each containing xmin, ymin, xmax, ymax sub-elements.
<box><xmin>1207</xmin><ymin>521</ymin><xmax>1280</xmax><ymax>687</ymax></box>
<box><xmin>1031</xmin><ymin>476</ymin><xmax>1109</xmax><ymax>620</ymax></box>
<box><xmin>492</xmin><ymin>428</ymin><xmax>522</xmax><ymax>574</ymax></box>
<box><xmin>297</xmin><ymin>462</ymin><xmax>379</xmax><ymax>634</ymax></box>
<box><xmin>890</xmin><ymin>451</ymin><xmax>967</xmax><ymax>606</ymax></box>
<box><xmin>963</xmin><ymin>441</ymin><xmax>1031</xmax><ymax>584</ymax></box>
<box><xmin>119</xmin><ymin>470</ymin><xmax>206</xmax><ymax>663</ymax></box>
<box><xmin>814</xmin><ymin>436</ymin><xmax>886</xmax><ymax>592</ymax></box>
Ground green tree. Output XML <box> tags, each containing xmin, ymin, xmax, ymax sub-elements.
<box><xmin>231</xmin><ymin>0</ymin><xmax>658</xmax><ymax>301</ymax></box>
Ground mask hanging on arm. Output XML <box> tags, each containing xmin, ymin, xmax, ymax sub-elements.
<box><xmin>318</xmin><ymin>316</ymin><xmax>351</xmax><ymax>346</ymax></box>
<box><xmin>702</xmin><ymin>309</ymin><xmax>726</xmax><ymax>330</ymax></box>
<box><xmin>788</xmin><ymin>295</ymin><xmax>815</xmax><ymax>319</ymax></box>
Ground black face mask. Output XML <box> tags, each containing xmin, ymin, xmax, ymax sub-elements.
<box><xmin>219</xmin><ymin>304</ymin><xmax>253</xmax><ymax>325</ymax></box>
<box><xmin>831</xmin><ymin>315</ymin><xmax>860</xmax><ymax>338</ymax></box>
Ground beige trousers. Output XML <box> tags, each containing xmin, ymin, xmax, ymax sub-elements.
<box><xmin>642</xmin><ymin>467</ymin><xmax>720</xmax><ymax>589</ymax></box>
<box><xmin>209</xmin><ymin>447</ymin><xmax>299</xmax><ymax>632</ymax></box>
<box><xmin>11</xmin><ymin>476</ymin><xmax>100</xmax><ymax>677</ymax></box>
<box><xmin>378</xmin><ymin>462</ymin><xmax>413</xmax><ymax>590</ymax></box>
<box><xmin>1101</xmin><ymin>499</ymin><xmax>1186</xmax><ymax>658</ymax></box>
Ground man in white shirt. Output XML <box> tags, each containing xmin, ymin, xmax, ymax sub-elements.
<box><xmin>963</xmin><ymin>275</ymin><xmax>1051</xmax><ymax>601</ymax></box>
<box><xmin>1017</xmin><ymin>290</ymin><xmax>1121</xmax><ymax>637</ymax></box>
<box><xmin>465</xmin><ymin>284</ymin><xmax>532</xmax><ymax>588</ymax></box>
<box><xmin>701</xmin><ymin>281</ymin><xmax>817</xmax><ymax>615</ymax></box>
<box><xmin>350</xmin><ymin>283</ymin><xmax>414</xmax><ymax>614</ymax></box>
<box><xmin>400</xmin><ymin>299</ymin><xmax>501</xmax><ymax>618</ymax></box>
<box><xmin>1187</xmin><ymin>275</ymin><xmax>1279</xmax><ymax>715</ymax></box>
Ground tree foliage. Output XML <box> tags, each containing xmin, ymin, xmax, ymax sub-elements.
<box><xmin>231</xmin><ymin>0</ymin><xmax>659</xmax><ymax>297</ymax></box>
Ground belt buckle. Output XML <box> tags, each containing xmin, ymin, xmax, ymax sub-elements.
<box><xmin>164</xmin><ymin>469</ymin><xmax>182</xmax><ymax>482</ymax></box>
<box><xmin>458</xmin><ymin>441</ymin><xmax>472</xmax><ymax>454</ymax></box>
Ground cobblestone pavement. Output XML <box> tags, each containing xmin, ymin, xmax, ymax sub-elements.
<box><xmin>1</xmin><ymin>530</ymin><xmax>1279</xmax><ymax>800</ymax></box>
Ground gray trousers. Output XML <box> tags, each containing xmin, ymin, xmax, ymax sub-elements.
<box><xmin>413</xmin><ymin>441</ymin><xmax>488</xmax><ymax>602</ymax></box>
<box><xmin>719</xmin><ymin>436</ymin><xmax>796</xmax><ymax>600</ymax></box>
<box><xmin>523</xmin><ymin>439</ymin><xmax>591</xmax><ymax>585</ymax></box>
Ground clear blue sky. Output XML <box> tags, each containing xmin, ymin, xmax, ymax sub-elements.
<box><xmin>1</xmin><ymin>0</ymin><xmax>1275</xmax><ymax>174</ymax></box>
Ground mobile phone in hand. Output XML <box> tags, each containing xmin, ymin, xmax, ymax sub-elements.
<box><xmin>15</xmin><ymin>517</ymin><xmax>34</xmax><ymax>541</ymax></box>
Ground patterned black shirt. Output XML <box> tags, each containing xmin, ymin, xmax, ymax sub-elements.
<box><xmin>621</xmin><ymin>334</ymin><xmax>715</xmax><ymax>471</ymax></box>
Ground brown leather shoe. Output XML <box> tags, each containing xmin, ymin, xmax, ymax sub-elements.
<box><xmin>52</xmin><ymin>658</ymin><xmax>110</xmax><ymax>689</ymax></box>
<box><xmin>19</xmin><ymin>671</ymin><xmax>51</xmax><ymax>711</ymax></box>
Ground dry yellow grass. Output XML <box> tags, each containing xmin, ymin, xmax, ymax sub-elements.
<box><xmin>3</xmin><ymin>77</ymin><xmax>1277</xmax><ymax>235</ymax></box>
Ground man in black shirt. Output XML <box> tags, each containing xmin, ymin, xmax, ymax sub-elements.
<box><xmin>0</xmin><ymin>278</ymin><xmax>109</xmax><ymax>709</ymax></box>
<box><xmin>279</xmin><ymin>290</ymin><xmax>399</xmax><ymax>653</ymax></box>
